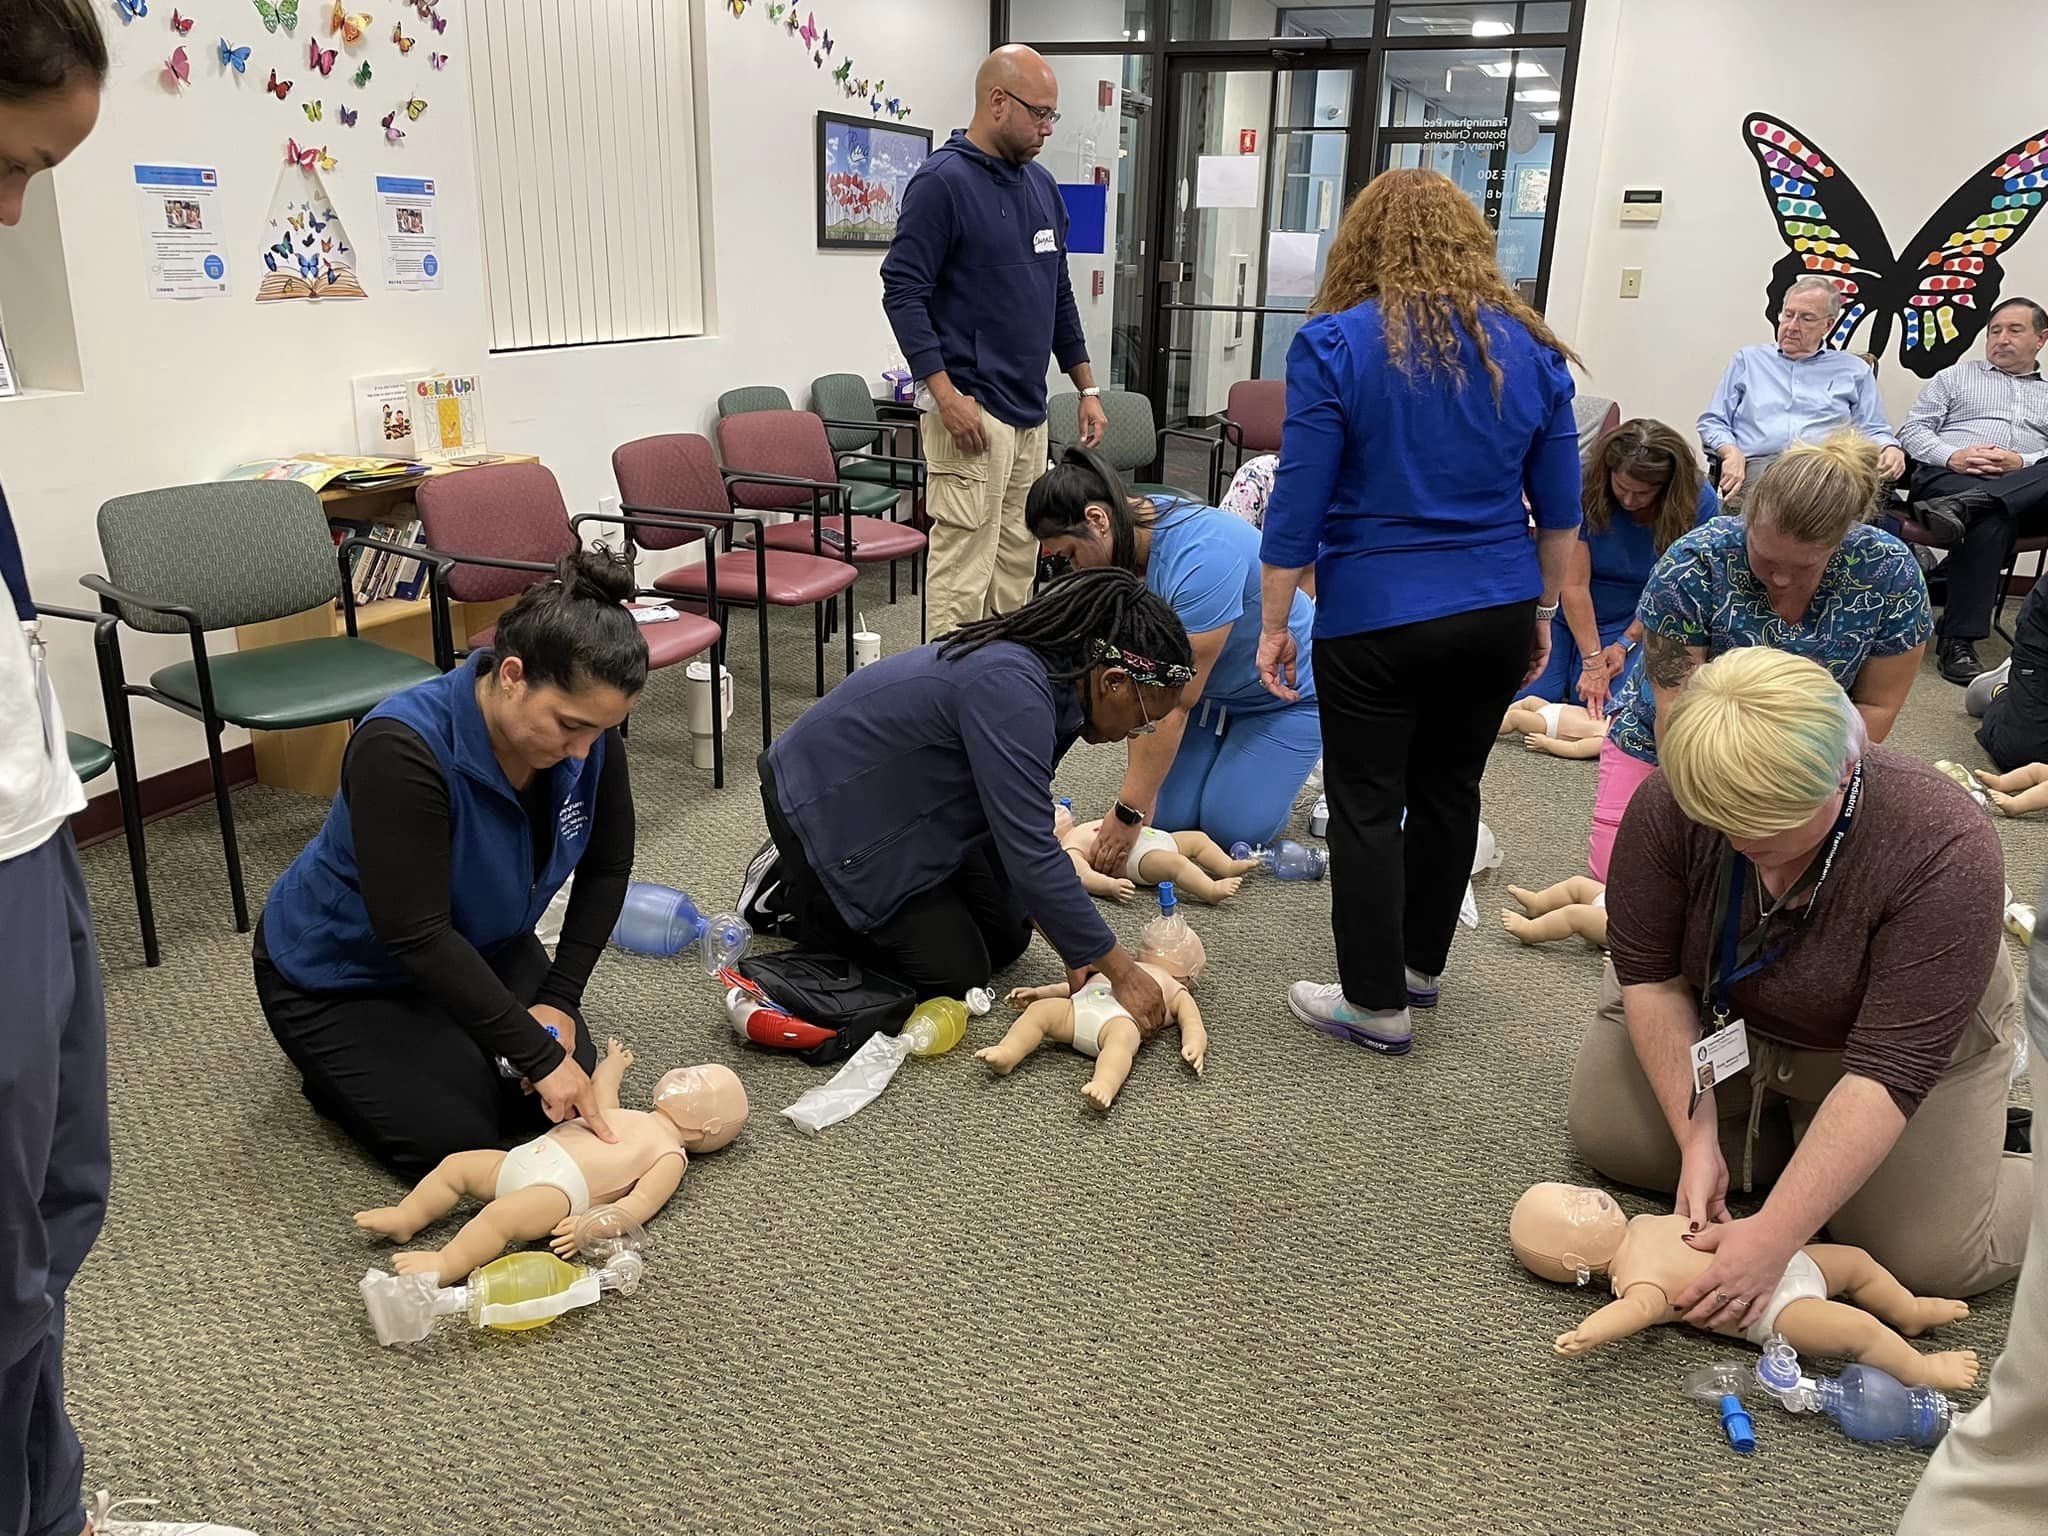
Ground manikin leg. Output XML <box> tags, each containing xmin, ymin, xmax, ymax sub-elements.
<box><xmin>390</xmin><ymin>1184</ymin><xmax>574</xmax><ymax>1285</ymax></box>
<box><xmin>976</xmin><ymin>998</ymin><xmax>1076</xmax><ymax>1073</ymax></box>
<box><xmin>1141</xmin><ymin>850</ymin><xmax>1242</xmax><ymax>904</ymax></box>
<box><xmin>1175</xmin><ymin>831</ymin><xmax>1260</xmax><ymax>879</ymax></box>
<box><xmin>355</xmin><ymin>1149</ymin><xmax>506</xmax><ymax>1242</ymax></box>
<box><xmin>1975</xmin><ymin>764</ymin><xmax>2048</xmax><ymax>816</ymax></box>
<box><xmin>1082</xmin><ymin>1018</ymin><xmax>1144</xmax><ymax>1111</ymax></box>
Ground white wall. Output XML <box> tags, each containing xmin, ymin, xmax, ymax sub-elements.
<box><xmin>0</xmin><ymin>0</ymin><xmax>984</xmax><ymax>791</ymax></box>
<box><xmin>1547</xmin><ymin>0</ymin><xmax>2048</xmax><ymax>436</ymax></box>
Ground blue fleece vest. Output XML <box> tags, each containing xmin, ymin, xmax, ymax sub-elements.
<box><xmin>260</xmin><ymin>656</ymin><xmax>605</xmax><ymax>993</ymax></box>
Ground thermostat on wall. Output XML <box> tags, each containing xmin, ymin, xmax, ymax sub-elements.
<box><xmin>1620</xmin><ymin>188</ymin><xmax>1663</xmax><ymax>225</ymax></box>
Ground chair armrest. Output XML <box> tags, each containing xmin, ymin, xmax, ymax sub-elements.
<box><xmin>720</xmin><ymin>468</ymin><xmax>852</xmax><ymax>501</ymax></box>
<box><xmin>79</xmin><ymin>573</ymin><xmax>203</xmax><ymax>633</ymax></box>
<box><xmin>832</xmin><ymin>449</ymin><xmax>927</xmax><ymax>491</ymax></box>
<box><xmin>336</xmin><ymin>535</ymin><xmax>455</xmax><ymax>644</ymax></box>
<box><xmin>32</xmin><ymin>602</ymin><xmax>103</xmax><ymax>627</ymax></box>
<box><xmin>581</xmin><ymin>505</ymin><xmax>767</xmax><ymax>544</ymax></box>
<box><xmin>816</xmin><ymin>417</ymin><xmax>889</xmax><ymax>447</ymax></box>
<box><xmin>873</xmin><ymin>399</ymin><xmax>922</xmax><ymax>423</ymax></box>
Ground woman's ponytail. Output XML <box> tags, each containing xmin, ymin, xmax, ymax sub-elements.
<box><xmin>490</xmin><ymin>545</ymin><xmax>649</xmax><ymax>695</ymax></box>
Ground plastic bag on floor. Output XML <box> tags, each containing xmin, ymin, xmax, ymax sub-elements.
<box><xmin>780</xmin><ymin>1031</ymin><xmax>916</xmax><ymax>1135</ymax></box>
<box><xmin>1458</xmin><ymin>821</ymin><xmax>1502</xmax><ymax>930</ymax></box>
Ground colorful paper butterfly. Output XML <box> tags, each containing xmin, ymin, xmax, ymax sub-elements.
<box><xmin>308</xmin><ymin>208</ymin><xmax>328</xmax><ymax>230</ymax></box>
<box><xmin>819</xmin><ymin>31</ymin><xmax>832</xmax><ymax>57</ymax></box>
<box><xmin>170</xmin><ymin>7</ymin><xmax>194</xmax><ymax>33</ymax></box>
<box><xmin>429</xmin><ymin>10</ymin><xmax>445</xmax><ymax>31</ymax></box>
<box><xmin>322</xmin><ymin>237</ymin><xmax>333</xmax><ymax>250</ymax></box>
<box><xmin>412</xmin><ymin>0</ymin><xmax>434</xmax><ymax>17</ymax></box>
<box><xmin>299</xmin><ymin>252</ymin><xmax>322</xmax><ymax>280</ymax></box>
<box><xmin>163</xmin><ymin>45</ymin><xmax>190</xmax><ymax>87</ymax></box>
<box><xmin>783</xmin><ymin>8</ymin><xmax>799</xmax><ymax>34</ymax></box>
<box><xmin>430</xmin><ymin>52</ymin><xmax>446</xmax><ymax>69</ymax></box>
<box><xmin>352</xmin><ymin>60</ymin><xmax>372</xmax><ymax>87</ymax></box>
<box><xmin>270</xmin><ymin>235</ymin><xmax>294</xmax><ymax>259</ymax></box>
<box><xmin>768</xmin><ymin>2</ymin><xmax>786</xmax><ymax>19</ymax></box>
<box><xmin>253</xmin><ymin>0</ymin><xmax>298</xmax><ymax>34</ymax></box>
<box><xmin>728</xmin><ymin>0</ymin><xmax>748</xmax><ymax>14</ymax></box>
<box><xmin>886</xmin><ymin>97</ymin><xmax>904</xmax><ymax>118</ymax></box>
<box><xmin>218</xmin><ymin>37</ymin><xmax>252</xmax><ymax>71</ymax></box>
<box><xmin>289</xmin><ymin>212</ymin><xmax>305</xmax><ymax>228</ymax></box>
<box><xmin>338</xmin><ymin>104</ymin><xmax>358</xmax><ymax>125</ymax></box>
<box><xmin>319</xmin><ymin>146</ymin><xmax>337</xmax><ymax>171</ymax></box>
<box><xmin>798</xmin><ymin>13</ymin><xmax>818</xmax><ymax>48</ymax></box>
<box><xmin>308</xmin><ymin>37</ymin><xmax>337</xmax><ymax>73</ymax></box>
<box><xmin>113</xmin><ymin>0</ymin><xmax>147</xmax><ymax>23</ymax></box>
<box><xmin>285</xmin><ymin>138</ymin><xmax>319</xmax><ymax>169</ymax></box>
<box><xmin>403</xmin><ymin>95</ymin><xmax>427</xmax><ymax>119</ymax></box>
<box><xmin>392</xmin><ymin>22</ymin><xmax>413</xmax><ymax>52</ymax></box>
<box><xmin>329</xmin><ymin>2</ymin><xmax>371</xmax><ymax>44</ymax></box>
<box><xmin>268</xmin><ymin>68</ymin><xmax>294</xmax><ymax>98</ymax></box>
<box><xmin>1741</xmin><ymin>113</ymin><xmax>2048</xmax><ymax>376</ymax></box>
<box><xmin>324</xmin><ymin>261</ymin><xmax>338</xmax><ymax>285</ymax></box>
<box><xmin>303</xmin><ymin>100</ymin><xmax>322</xmax><ymax>120</ymax></box>
<box><xmin>380</xmin><ymin>110</ymin><xmax>406</xmax><ymax>142</ymax></box>
<box><xmin>832</xmin><ymin>59</ymin><xmax>850</xmax><ymax>85</ymax></box>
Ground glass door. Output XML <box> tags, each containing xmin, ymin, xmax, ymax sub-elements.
<box><xmin>1150</xmin><ymin>62</ymin><xmax>1362</xmax><ymax>490</ymax></box>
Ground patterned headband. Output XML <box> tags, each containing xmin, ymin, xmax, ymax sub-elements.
<box><xmin>1094</xmin><ymin>639</ymin><xmax>1195</xmax><ymax>688</ymax></box>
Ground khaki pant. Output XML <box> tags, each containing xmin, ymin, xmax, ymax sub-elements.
<box><xmin>1567</xmin><ymin>955</ymin><xmax>2030</xmax><ymax>1299</ymax></box>
<box><xmin>920</xmin><ymin>412</ymin><xmax>1048</xmax><ymax>639</ymax></box>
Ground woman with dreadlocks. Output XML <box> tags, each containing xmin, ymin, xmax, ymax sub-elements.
<box><xmin>750</xmin><ymin>568</ymin><xmax>1193</xmax><ymax>1035</ymax></box>
<box><xmin>1255</xmin><ymin>168</ymin><xmax>1585</xmax><ymax>1056</ymax></box>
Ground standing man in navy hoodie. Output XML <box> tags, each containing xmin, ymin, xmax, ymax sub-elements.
<box><xmin>883</xmin><ymin>45</ymin><xmax>1106</xmax><ymax>639</ymax></box>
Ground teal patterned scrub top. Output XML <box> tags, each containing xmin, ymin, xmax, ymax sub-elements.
<box><xmin>1605</xmin><ymin>515</ymin><xmax>1933</xmax><ymax>764</ymax></box>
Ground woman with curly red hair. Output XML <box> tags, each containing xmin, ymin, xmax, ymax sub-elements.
<box><xmin>1254</xmin><ymin>168</ymin><xmax>1585</xmax><ymax>1055</ymax></box>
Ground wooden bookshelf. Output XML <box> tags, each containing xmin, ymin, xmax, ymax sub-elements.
<box><xmin>232</xmin><ymin>453</ymin><xmax>536</xmax><ymax>798</ymax></box>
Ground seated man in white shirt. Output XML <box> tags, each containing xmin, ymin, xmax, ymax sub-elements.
<box><xmin>1898</xmin><ymin>296</ymin><xmax>2048</xmax><ymax>684</ymax></box>
<box><xmin>1698</xmin><ymin>274</ymin><xmax>1906</xmax><ymax>499</ymax></box>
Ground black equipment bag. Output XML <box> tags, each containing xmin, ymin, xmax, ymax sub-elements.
<box><xmin>734</xmin><ymin>950</ymin><xmax>916</xmax><ymax>1065</ymax></box>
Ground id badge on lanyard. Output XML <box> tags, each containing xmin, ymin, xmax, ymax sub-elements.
<box><xmin>27</xmin><ymin>621</ymin><xmax>58</xmax><ymax>757</ymax></box>
<box><xmin>1687</xmin><ymin>762</ymin><xmax>1861</xmax><ymax>1117</ymax></box>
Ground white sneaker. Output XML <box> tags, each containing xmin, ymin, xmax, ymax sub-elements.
<box><xmin>87</xmin><ymin>1491</ymin><xmax>258</xmax><ymax>1536</ymax></box>
<box><xmin>1286</xmin><ymin>981</ymin><xmax>1413</xmax><ymax>1055</ymax></box>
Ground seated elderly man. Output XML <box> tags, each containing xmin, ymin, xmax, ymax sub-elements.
<box><xmin>1568</xmin><ymin>647</ymin><xmax>2028</xmax><ymax>1303</ymax></box>
<box><xmin>1698</xmin><ymin>275</ymin><xmax>1906</xmax><ymax>500</ymax></box>
<box><xmin>1898</xmin><ymin>296</ymin><xmax>2048</xmax><ymax>685</ymax></box>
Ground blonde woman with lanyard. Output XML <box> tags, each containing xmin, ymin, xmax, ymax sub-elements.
<box><xmin>1568</xmin><ymin>648</ymin><xmax>2027</xmax><ymax>1311</ymax></box>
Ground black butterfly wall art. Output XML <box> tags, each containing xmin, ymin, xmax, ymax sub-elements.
<box><xmin>1742</xmin><ymin>113</ymin><xmax>2048</xmax><ymax>378</ymax></box>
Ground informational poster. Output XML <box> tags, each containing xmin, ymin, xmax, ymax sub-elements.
<box><xmin>1195</xmin><ymin>154</ymin><xmax>1260</xmax><ymax>209</ymax></box>
<box><xmin>1266</xmin><ymin>231</ymin><xmax>1321</xmax><ymax>298</ymax></box>
<box><xmin>0</xmin><ymin>322</ymin><xmax>17</xmax><ymax>400</ymax></box>
<box><xmin>376</xmin><ymin>174</ymin><xmax>443</xmax><ymax>291</ymax></box>
<box><xmin>133</xmin><ymin>163</ymin><xmax>229</xmax><ymax>300</ymax></box>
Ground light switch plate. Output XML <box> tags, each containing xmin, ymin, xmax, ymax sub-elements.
<box><xmin>1619</xmin><ymin>267</ymin><xmax>1643</xmax><ymax>299</ymax></box>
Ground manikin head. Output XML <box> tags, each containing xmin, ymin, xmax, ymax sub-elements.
<box><xmin>1510</xmin><ymin>1182</ymin><xmax>1629</xmax><ymax>1285</ymax></box>
<box><xmin>651</xmin><ymin>1064</ymin><xmax>749</xmax><ymax>1151</ymax></box>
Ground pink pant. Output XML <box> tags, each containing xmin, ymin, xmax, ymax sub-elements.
<box><xmin>1588</xmin><ymin>737</ymin><xmax>1659</xmax><ymax>881</ymax></box>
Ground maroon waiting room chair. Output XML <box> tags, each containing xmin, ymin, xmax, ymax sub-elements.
<box><xmin>608</xmin><ymin>433</ymin><xmax>859</xmax><ymax>746</ymax></box>
<box><xmin>412</xmin><ymin>461</ymin><xmax>727</xmax><ymax>780</ymax></box>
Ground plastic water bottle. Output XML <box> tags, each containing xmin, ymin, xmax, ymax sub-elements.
<box><xmin>1752</xmin><ymin>1337</ymin><xmax>1955</xmax><ymax>1448</ymax></box>
<box><xmin>698</xmin><ymin>911</ymin><xmax>752</xmax><ymax>975</ymax></box>
<box><xmin>1309</xmin><ymin>797</ymin><xmax>1329</xmax><ymax>838</ymax></box>
<box><xmin>902</xmin><ymin>989</ymin><xmax>993</xmax><ymax>1057</ymax></box>
<box><xmin>1680</xmin><ymin>1362</ymin><xmax>1757</xmax><ymax>1454</ymax></box>
<box><xmin>611</xmin><ymin>882</ymin><xmax>706</xmax><ymax>956</ymax></box>
<box><xmin>1228</xmin><ymin>839</ymin><xmax>1329</xmax><ymax>880</ymax></box>
<box><xmin>1137</xmin><ymin>882</ymin><xmax>1205</xmax><ymax>979</ymax></box>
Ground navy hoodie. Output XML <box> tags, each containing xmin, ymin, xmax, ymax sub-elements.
<box><xmin>881</xmin><ymin>130</ymin><xmax>1088</xmax><ymax>430</ymax></box>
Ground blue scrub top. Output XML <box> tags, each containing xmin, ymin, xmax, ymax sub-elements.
<box><xmin>1145</xmin><ymin>498</ymin><xmax>1315</xmax><ymax>710</ymax></box>
<box><xmin>1584</xmin><ymin>480</ymin><xmax>1719</xmax><ymax>627</ymax></box>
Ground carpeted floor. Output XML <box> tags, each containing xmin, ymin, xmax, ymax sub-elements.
<box><xmin>67</xmin><ymin>572</ymin><xmax>2037</xmax><ymax>1536</ymax></box>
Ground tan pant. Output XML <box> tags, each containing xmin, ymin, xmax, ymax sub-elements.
<box><xmin>1900</xmin><ymin>1099</ymin><xmax>2047</xmax><ymax>1531</ymax></box>
<box><xmin>919</xmin><ymin>411</ymin><xmax>1048</xmax><ymax>639</ymax></box>
<box><xmin>1567</xmin><ymin>956</ymin><xmax>2030</xmax><ymax>1298</ymax></box>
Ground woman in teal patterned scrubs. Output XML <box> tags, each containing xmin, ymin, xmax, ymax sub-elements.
<box><xmin>1586</xmin><ymin>432</ymin><xmax>1930</xmax><ymax>878</ymax></box>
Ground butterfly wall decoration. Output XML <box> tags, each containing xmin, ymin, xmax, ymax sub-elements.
<box><xmin>1743</xmin><ymin>114</ymin><xmax>2048</xmax><ymax>378</ymax></box>
<box><xmin>411</xmin><ymin>0</ymin><xmax>435</xmax><ymax>16</ymax></box>
<box><xmin>113</xmin><ymin>0</ymin><xmax>147</xmax><ymax>23</ymax></box>
<box><xmin>309</xmin><ymin>38</ymin><xmax>337</xmax><ymax>73</ymax></box>
<box><xmin>330</xmin><ymin>2</ymin><xmax>371</xmax><ymax>45</ymax></box>
<box><xmin>267</xmin><ymin>68</ymin><xmax>294</xmax><ymax>99</ymax></box>
<box><xmin>352</xmin><ymin>60</ymin><xmax>372</xmax><ymax>87</ymax></box>
<box><xmin>430</xmin><ymin>52</ymin><xmax>446</xmax><ymax>69</ymax></box>
<box><xmin>163</xmin><ymin>45</ymin><xmax>190</xmax><ymax>88</ymax></box>
<box><xmin>218</xmin><ymin>37</ymin><xmax>252</xmax><ymax>72</ymax></box>
<box><xmin>338</xmin><ymin>104</ymin><xmax>358</xmax><ymax>125</ymax></box>
<box><xmin>252</xmin><ymin>0</ymin><xmax>298</xmax><ymax>34</ymax></box>
<box><xmin>392</xmin><ymin>22</ymin><xmax>414</xmax><ymax>53</ymax></box>
<box><xmin>169</xmin><ymin>8</ymin><xmax>194</xmax><ymax>33</ymax></box>
<box><xmin>380</xmin><ymin>111</ymin><xmax>406</xmax><ymax>142</ymax></box>
<box><xmin>285</xmin><ymin>138</ymin><xmax>319</xmax><ymax>169</ymax></box>
<box><xmin>403</xmin><ymin>95</ymin><xmax>427</xmax><ymax>120</ymax></box>
<box><xmin>430</xmin><ymin>10</ymin><xmax>445</xmax><ymax>31</ymax></box>
<box><xmin>304</xmin><ymin>100</ymin><xmax>322</xmax><ymax>120</ymax></box>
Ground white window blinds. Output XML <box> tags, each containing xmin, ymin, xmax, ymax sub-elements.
<box><xmin>465</xmin><ymin>0</ymin><xmax>704</xmax><ymax>350</ymax></box>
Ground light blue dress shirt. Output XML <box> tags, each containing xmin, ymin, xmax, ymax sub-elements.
<box><xmin>1697</xmin><ymin>344</ymin><xmax>1899</xmax><ymax>458</ymax></box>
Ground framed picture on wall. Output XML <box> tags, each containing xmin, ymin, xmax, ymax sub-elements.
<box><xmin>1510</xmin><ymin>164</ymin><xmax>1551</xmax><ymax>219</ymax></box>
<box><xmin>817</xmin><ymin>112</ymin><xmax>933</xmax><ymax>251</ymax></box>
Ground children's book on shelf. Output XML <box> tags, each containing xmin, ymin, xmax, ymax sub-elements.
<box><xmin>330</xmin><ymin>514</ymin><xmax>429</xmax><ymax>606</ymax></box>
<box><xmin>224</xmin><ymin>454</ymin><xmax>433</xmax><ymax>492</ymax></box>
<box><xmin>349</xmin><ymin>371</ymin><xmax>486</xmax><ymax>461</ymax></box>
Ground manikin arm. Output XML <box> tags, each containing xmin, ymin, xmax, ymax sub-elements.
<box><xmin>552</xmin><ymin>1152</ymin><xmax>687</xmax><ymax>1258</ymax></box>
<box><xmin>1066</xmin><ymin>849</ymin><xmax>1137</xmax><ymax>901</ymax></box>
<box><xmin>1554</xmin><ymin>1283</ymin><xmax>1669</xmax><ymax>1356</ymax></box>
<box><xmin>1174</xmin><ymin>990</ymin><xmax>1207</xmax><ymax>1074</ymax></box>
<box><xmin>1007</xmin><ymin>981</ymin><xmax>1075</xmax><ymax>1006</ymax></box>
<box><xmin>591</xmin><ymin>1038</ymin><xmax>634</xmax><ymax>1116</ymax></box>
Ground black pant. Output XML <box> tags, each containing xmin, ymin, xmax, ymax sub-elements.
<box><xmin>1918</xmin><ymin>461</ymin><xmax>2048</xmax><ymax>640</ymax></box>
<box><xmin>1314</xmin><ymin>599</ymin><xmax>1535</xmax><ymax>1011</ymax></box>
<box><xmin>254</xmin><ymin>919</ymin><xmax>596</xmax><ymax>1179</ymax></box>
<box><xmin>759</xmin><ymin>756</ymin><xmax>1031</xmax><ymax>1000</ymax></box>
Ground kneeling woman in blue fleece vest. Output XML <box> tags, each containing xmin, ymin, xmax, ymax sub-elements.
<box><xmin>758</xmin><ymin>569</ymin><xmax>1193</xmax><ymax>1040</ymax></box>
<box><xmin>255</xmin><ymin>550</ymin><xmax>645</xmax><ymax>1176</ymax></box>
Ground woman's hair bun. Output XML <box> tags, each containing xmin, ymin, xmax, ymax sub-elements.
<box><xmin>562</xmin><ymin>545</ymin><xmax>635</xmax><ymax>606</ymax></box>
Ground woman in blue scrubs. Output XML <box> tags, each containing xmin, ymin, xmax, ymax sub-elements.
<box><xmin>1028</xmin><ymin>447</ymin><xmax>1321</xmax><ymax>863</ymax></box>
<box><xmin>1533</xmin><ymin>418</ymin><xmax>1716</xmax><ymax>712</ymax></box>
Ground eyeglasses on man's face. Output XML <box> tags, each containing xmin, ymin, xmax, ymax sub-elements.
<box><xmin>1000</xmin><ymin>87</ymin><xmax>1061</xmax><ymax>126</ymax></box>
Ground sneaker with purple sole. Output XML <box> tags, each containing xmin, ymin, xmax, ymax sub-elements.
<box><xmin>1288</xmin><ymin>982</ymin><xmax>1413</xmax><ymax>1055</ymax></box>
<box><xmin>1405</xmin><ymin>967</ymin><xmax>1439</xmax><ymax>1009</ymax></box>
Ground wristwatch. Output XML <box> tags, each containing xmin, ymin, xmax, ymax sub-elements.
<box><xmin>1080</xmin><ymin>386</ymin><xmax>1102</xmax><ymax>398</ymax></box>
<box><xmin>1534</xmin><ymin>601</ymin><xmax>1560</xmax><ymax>622</ymax></box>
<box><xmin>1112</xmin><ymin>799</ymin><xmax>1145</xmax><ymax>827</ymax></box>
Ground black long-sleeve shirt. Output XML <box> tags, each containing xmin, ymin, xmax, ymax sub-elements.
<box><xmin>341</xmin><ymin>718</ymin><xmax>633</xmax><ymax>1079</ymax></box>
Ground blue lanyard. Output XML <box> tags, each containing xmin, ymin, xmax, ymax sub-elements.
<box><xmin>1704</xmin><ymin>760</ymin><xmax>1862</xmax><ymax>1025</ymax></box>
<box><xmin>0</xmin><ymin>482</ymin><xmax>32</xmax><ymax>622</ymax></box>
